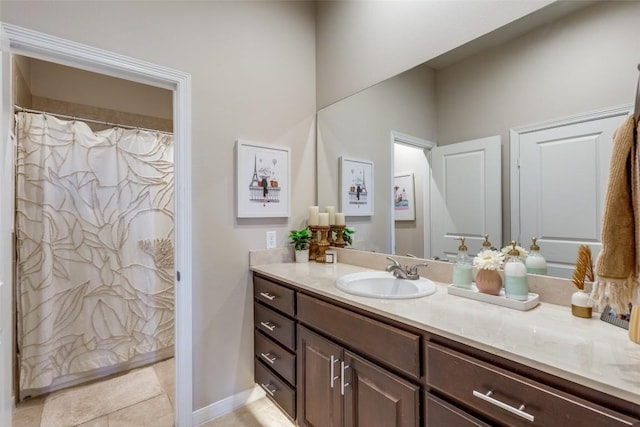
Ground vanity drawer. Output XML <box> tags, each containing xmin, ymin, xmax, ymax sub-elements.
<box><xmin>425</xmin><ymin>393</ymin><xmax>491</xmax><ymax>427</ymax></box>
<box><xmin>255</xmin><ymin>359</ymin><xmax>296</xmax><ymax>420</ymax></box>
<box><xmin>254</xmin><ymin>302</ymin><xmax>296</xmax><ymax>351</ymax></box>
<box><xmin>297</xmin><ymin>293</ymin><xmax>420</xmax><ymax>379</ymax></box>
<box><xmin>254</xmin><ymin>275</ymin><xmax>295</xmax><ymax>316</ymax></box>
<box><xmin>425</xmin><ymin>341</ymin><xmax>640</xmax><ymax>427</ymax></box>
<box><xmin>254</xmin><ymin>330</ymin><xmax>296</xmax><ymax>386</ymax></box>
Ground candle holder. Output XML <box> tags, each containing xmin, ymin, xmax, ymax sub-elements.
<box><xmin>333</xmin><ymin>225</ymin><xmax>346</xmax><ymax>248</ymax></box>
<box><xmin>327</xmin><ymin>226</ymin><xmax>335</xmax><ymax>245</ymax></box>
<box><xmin>308</xmin><ymin>225</ymin><xmax>319</xmax><ymax>260</ymax></box>
<box><xmin>315</xmin><ymin>225</ymin><xmax>331</xmax><ymax>263</ymax></box>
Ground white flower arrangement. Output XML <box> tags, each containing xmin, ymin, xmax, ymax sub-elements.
<box><xmin>473</xmin><ymin>249</ymin><xmax>505</xmax><ymax>271</ymax></box>
<box><xmin>501</xmin><ymin>244</ymin><xmax>529</xmax><ymax>260</ymax></box>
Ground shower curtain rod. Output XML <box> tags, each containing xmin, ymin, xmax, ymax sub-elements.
<box><xmin>14</xmin><ymin>105</ymin><xmax>173</xmax><ymax>135</ymax></box>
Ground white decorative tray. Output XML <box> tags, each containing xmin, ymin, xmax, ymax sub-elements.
<box><xmin>447</xmin><ymin>284</ymin><xmax>540</xmax><ymax>311</ymax></box>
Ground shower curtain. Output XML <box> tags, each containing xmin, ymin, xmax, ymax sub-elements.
<box><xmin>15</xmin><ymin>112</ymin><xmax>175</xmax><ymax>396</ymax></box>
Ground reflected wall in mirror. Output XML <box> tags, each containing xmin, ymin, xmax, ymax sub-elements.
<box><xmin>316</xmin><ymin>0</ymin><xmax>640</xmax><ymax>277</ymax></box>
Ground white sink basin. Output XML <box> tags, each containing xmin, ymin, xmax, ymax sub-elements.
<box><xmin>335</xmin><ymin>271</ymin><xmax>437</xmax><ymax>299</ymax></box>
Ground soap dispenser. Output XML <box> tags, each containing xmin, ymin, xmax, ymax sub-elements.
<box><xmin>452</xmin><ymin>237</ymin><xmax>473</xmax><ymax>289</ymax></box>
<box><xmin>504</xmin><ymin>241</ymin><xmax>529</xmax><ymax>301</ymax></box>
<box><xmin>525</xmin><ymin>237</ymin><xmax>548</xmax><ymax>275</ymax></box>
<box><xmin>482</xmin><ymin>234</ymin><xmax>493</xmax><ymax>251</ymax></box>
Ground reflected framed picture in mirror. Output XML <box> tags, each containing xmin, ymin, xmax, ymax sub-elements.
<box><xmin>394</xmin><ymin>173</ymin><xmax>415</xmax><ymax>221</ymax></box>
<box><xmin>340</xmin><ymin>157</ymin><xmax>373</xmax><ymax>216</ymax></box>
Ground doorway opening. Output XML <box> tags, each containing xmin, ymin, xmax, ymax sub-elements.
<box><xmin>390</xmin><ymin>131</ymin><xmax>434</xmax><ymax>259</ymax></box>
<box><xmin>1</xmin><ymin>23</ymin><xmax>192</xmax><ymax>426</ymax></box>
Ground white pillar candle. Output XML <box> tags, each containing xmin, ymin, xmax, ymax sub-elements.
<box><xmin>325</xmin><ymin>206</ymin><xmax>335</xmax><ymax>225</ymax></box>
<box><xmin>308</xmin><ymin>206</ymin><xmax>319</xmax><ymax>226</ymax></box>
<box><xmin>335</xmin><ymin>212</ymin><xmax>345</xmax><ymax>226</ymax></box>
<box><xmin>318</xmin><ymin>212</ymin><xmax>329</xmax><ymax>226</ymax></box>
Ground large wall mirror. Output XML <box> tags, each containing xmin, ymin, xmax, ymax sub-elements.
<box><xmin>317</xmin><ymin>0</ymin><xmax>640</xmax><ymax>278</ymax></box>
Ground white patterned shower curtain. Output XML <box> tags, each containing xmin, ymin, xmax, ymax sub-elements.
<box><xmin>15</xmin><ymin>112</ymin><xmax>175</xmax><ymax>397</ymax></box>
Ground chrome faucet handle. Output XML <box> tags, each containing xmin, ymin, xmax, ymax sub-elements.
<box><xmin>407</xmin><ymin>262</ymin><xmax>428</xmax><ymax>276</ymax></box>
<box><xmin>405</xmin><ymin>253</ymin><xmax>417</xmax><ymax>258</ymax></box>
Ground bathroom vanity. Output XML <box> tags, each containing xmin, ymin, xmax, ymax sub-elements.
<box><xmin>251</xmin><ymin>261</ymin><xmax>640</xmax><ymax>426</ymax></box>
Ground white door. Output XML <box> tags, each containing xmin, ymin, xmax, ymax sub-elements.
<box><xmin>0</xmin><ymin>46</ymin><xmax>14</xmax><ymax>427</ymax></box>
<box><xmin>514</xmin><ymin>111</ymin><xmax>627</xmax><ymax>278</ymax></box>
<box><xmin>430</xmin><ymin>136</ymin><xmax>502</xmax><ymax>261</ymax></box>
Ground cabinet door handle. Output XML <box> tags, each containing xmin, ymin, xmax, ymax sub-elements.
<box><xmin>260</xmin><ymin>352</ymin><xmax>277</xmax><ymax>364</ymax></box>
<box><xmin>473</xmin><ymin>390</ymin><xmax>534</xmax><ymax>422</ymax></box>
<box><xmin>260</xmin><ymin>382</ymin><xmax>278</xmax><ymax>397</ymax></box>
<box><xmin>260</xmin><ymin>321</ymin><xmax>277</xmax><ymax>332</ymax></box>
<box><xmin>259</xmin><ymin>292</ymin><xmax>276</xmax><ymax>301</ymax></box>
<box><xmin>330</xmin><ymin>355</ymin><xmax>340</xmax><ymax>388</ymax></box>
<box><xmin>340</xmin><ymin>361</ymin><xmax>350</xmax><ymax>396</ymax></box>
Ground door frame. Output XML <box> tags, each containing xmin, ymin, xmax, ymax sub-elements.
<box><xmin>0</xmin><ymin>23</ymin><xmax>193</xmax><ymax>426</ymax></box>
<box><xmin>510</xmin><ymin>104</ymin><xmax>632</xmax><ymax>244</ymax></box>
<box><xmin>390</xmin><ymin>131</ymin><xmax>435</xmax><ymax>257</ymax></box>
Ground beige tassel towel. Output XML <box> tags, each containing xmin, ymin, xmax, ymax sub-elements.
<box><xmin>591</xmin><ymin>116</ymin><xmax>640</xmax><ymax>315</ymax></box>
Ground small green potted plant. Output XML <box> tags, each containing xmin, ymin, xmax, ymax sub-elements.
<box><xmin>289</xmin><ymin>227</ymin><xmax>312</xmax><ymax>263</ymax></box>
<box><xmin>342</xmin><ymin>227</ymin><xmax>354</xmax><ymax>246</ymax></box>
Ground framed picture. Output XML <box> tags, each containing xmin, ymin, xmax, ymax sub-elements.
<box><xmin>600</xmin><ymin>304</ymin><xmax>632</xmax><ymax>330</ymax></box>
<box><xmin>236</xmin><ymin>140</ymin><xmax>290</xmax><ymax>218</ymax></box>
<box><xmin>394</xmin><ymin>173</ymin><xmax>415</xmax><ymax>221</ymax></box>
<box><xmin>340</xmin><ymin>157</ymin><xmax>374</xmax><ymax>216</ymax></box>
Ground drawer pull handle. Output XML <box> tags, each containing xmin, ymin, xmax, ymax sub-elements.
<box><xmin>260</xmin><ymin>321</ymin><xmax>277</xmax><ymax>332</ymax></box>
<box><xmin>260</xmin><ymin>292</ymin><xmax>276</xmax><ymax>301</ymax></box>
<box><xmin>260</xmin><ymin>382</ymin><xmax>278</xmax><ymax>396</ymax></box>
<box><xmin>473</xmin><ymin>390</ymin><xmax>534</xmax><ymax>422</ymax></box>
<box><xmin>340</xmin><ymin>361</ymin><xmax>350</xmax><ymax>396</ymax></box>
<box><xmin>330</xmin><ymin>355</ymin><xmax>340</xmax><ymax>388</ymax></box>
<box><xmin>260</xmin><ymin>352</ymin><xmax>277</xmax><ymax>364</ymax></box>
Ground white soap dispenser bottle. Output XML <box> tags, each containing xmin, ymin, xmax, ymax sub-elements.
<box><xmin>525</xmin><ymin>237</ymin><xmax>547</xmax><ymax>275</ymax></box>
<box><xmin>504</xmin><ymin>241</ymin><xmax>529</xmax><ymax>301</ymax></box>
<box><xmin>452</xmin><ymin>237</ymin><xmax>473</xmax><ymax>289</ymax></box>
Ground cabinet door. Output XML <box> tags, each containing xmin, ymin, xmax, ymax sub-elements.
<box><xmin>343</xmin><ymin>351</ymin><xmax>419</xmax><ymax>427</ymax></box>
<box><xmin>297</xmin><ymin>326</ymin><xmax>343</xmax><ymax>427</ymax></box>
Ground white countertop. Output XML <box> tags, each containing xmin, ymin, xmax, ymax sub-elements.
<box><xmin>251</xmin><ymin>262</ymin><xmax>640</xmax><ymax>405</ymax></box>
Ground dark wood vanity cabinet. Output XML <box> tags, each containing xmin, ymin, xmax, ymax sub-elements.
<box><xmin>252</xmin><ymin>274</ymin><xmax>297</xmax><ymax>420</ymax></box>
<box><xmin>253</xmin><ymin>272</ymin><xmax>640</xmax><ymax>427</ymax></box>
<box><xmin>424</xmin><ymin>341</ymin><xmax>640</xmax><ymax>426</ymax></box>
<box><xmin>297</xmin><ymin>325</ymin><xmax>419</xmax><ymax>427</ymax></box>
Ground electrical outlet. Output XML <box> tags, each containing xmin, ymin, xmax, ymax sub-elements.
<box><xmin>266</xmin><ymin>231</ymin><xmax>277</xmax><ymax>249</ymax></box>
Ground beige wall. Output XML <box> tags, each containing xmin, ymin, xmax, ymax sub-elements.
<box><xmin>29</xmin><ymin>59</ymin><xmax>173</xmax><ymax>120</ymax></box>
<box><xmin>317</xmin><ymin>63</ymin><xmax>436</xmax><ymax>253</ymax></box>
<box><xmin>315</xmin><ymin>0</ymin><xmax>554</xmax><ymax>109</ymax></box>
<box><xmin>1</xmin><ymin>0</ymin><xmax>316</xmax><ymax>411</ymax></box>
<box><xmin>13</xmin><ymin>57</ymin><xmax>173</xmax><ymax>131</ymax></box>
<box><xmin>435</xmin><ymin>0</ymin><xmax>640</xmax><ymax>242</ymax></box>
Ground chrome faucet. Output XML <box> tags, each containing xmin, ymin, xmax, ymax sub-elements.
<box><xmin>385</xmin><ymin>257</ymin><xmax>428</xmax><ymax>280</ymax></box>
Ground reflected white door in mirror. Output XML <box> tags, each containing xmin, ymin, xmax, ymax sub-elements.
<box><xmin>511</xmin><ymin>105</ymin><xmax>632</xmax><ymax>279</ymax></box>
<box><xmin>431</xmin><ymin>136</ymin><xmax>502</xmax><ymax>261</ymax></box>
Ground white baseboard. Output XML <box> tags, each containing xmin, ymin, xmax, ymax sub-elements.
<box><xmin>192</xmin><ymin>385</ymin><xmax>266</xmax><ymax>426</ymax></box>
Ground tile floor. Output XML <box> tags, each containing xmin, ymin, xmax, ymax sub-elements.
<box><xmin>13</xmin><ymin>357</ymin><xmax>294</xmax><ymax>427</ymax></box>
<box><xmin>198</xmin><ymin>397</ymin><xmax>295</xmax><ymax>427</ymax></box>
<box><xmin>13</xmin><ymin>358</ymin><xmax>175</xmax><ymax>427</ymax></box>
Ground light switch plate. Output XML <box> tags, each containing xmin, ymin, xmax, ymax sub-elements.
<box><xmin>266</xmin><ymin>231</ymin><xmax>277</xmax><ymax>248</ymax></box>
